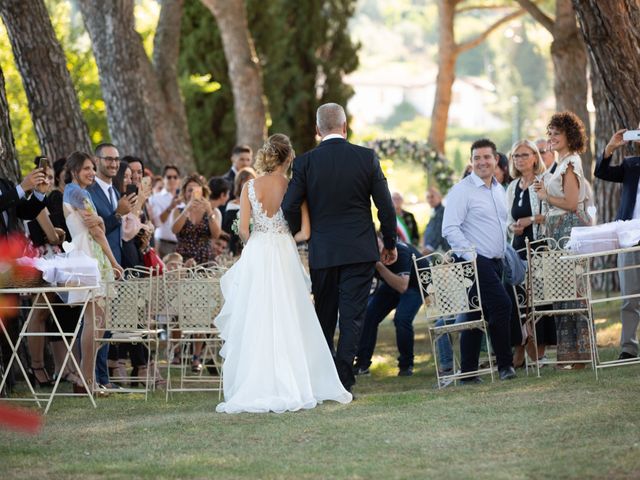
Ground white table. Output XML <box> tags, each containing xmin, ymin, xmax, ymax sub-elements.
<box><xmin>0</xmin><ymin>284</ymin><xmax>98</xmax><ymax>414</ymax></box>
<box><xmin>561</xmin><ymin>244</ymin><xmax>640</xmax><ymax>377</ymax></box>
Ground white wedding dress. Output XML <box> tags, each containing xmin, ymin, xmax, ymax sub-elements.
<box><xmin>214</xmin><ymin>179</ymin><xmax>352</xmax><ymax>413</ymax></box>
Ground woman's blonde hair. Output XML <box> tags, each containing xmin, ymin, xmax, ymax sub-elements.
<box><xmin>254</xmin><ymin>134</ymin><xmax>294</xmax><ymax>174</ymax></box>
<box><xmin>509</xmin><ymin>139</ymin><xmax>546</xmax><ymax>178</ymax></box>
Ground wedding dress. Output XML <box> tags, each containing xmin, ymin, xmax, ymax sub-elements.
<box><xmin>215</xmin><ymin>179</ymin><xmax>352</xmax><ymax>413</ymax></box>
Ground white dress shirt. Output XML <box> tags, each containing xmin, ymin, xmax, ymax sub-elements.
<box><xmin>442</xmin><ymin>172</ymin><xmax>508</xmax><ymax>260</ymax></box>
<box><xmin>94</xmin><ymin>176</ymin><xmax>117</xmax><ymax>211</ymax></box>
<box><xmin>149</xmin><ymin>188</ymin><xmax>178</xmax><ymax>243</ymax></box>
<box><xmin>321</xmin><ymin>133</ymin><xmax>346</xmax><ymax>142</ymax></box>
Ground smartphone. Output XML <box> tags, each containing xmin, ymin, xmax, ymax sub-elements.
<box><xmin>192</xmin><ymin>188</ymin><xmax>202</xmax><ymax>200</ymax></box>
<box><xmin>126</xmin><ymin>184</ymin><xmax>138</xmax><ymax>196</ymax></box>
<box><xmin>38</xmin><ymin>157</ymin><xmax>48</xmax><ymax>170</ymax></box>
<box><xmin>141</xmin><ymin>176</ymin><xmax>152</xmax><ymax>189</ymax></box>
<box><xmin>623</xmin><ymin>130</ymin><xmax>640</xmax><ymax>141</ymax></box>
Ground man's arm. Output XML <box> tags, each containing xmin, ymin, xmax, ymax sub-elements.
<box><xmin>370</xmin><ymin>154</ymin><xmax>396</xmax><ymax>250</ymax></box>
<box><xmin>282</xmin><ymin>155</ymin><xmax>306</xmax><ymax>234</ymax></box>
<box><xmin>442</xmin><ymin>185</ymin><xmax>474</xmax><ymax>260</ymax></box>
<box><xmin>376</xmin><ymin>262</ymin><xmax>409</xmax><ymax>294</ymax></box>
<box><xmin>593</xmin><ymin>151</ymin><xmax>624</xmax><ymax>183</ymax></box>
<box><xmin>15</xmin><ymin>193</ymin><xmax>45</xmax><ymax>221</ymax></box>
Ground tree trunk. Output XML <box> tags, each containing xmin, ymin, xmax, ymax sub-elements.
<box><xmin>0</xmin><ymin>65</ymin><xmax>20</xmax><ymax>183</ymax></box>
<box><xmin>551</xmin><ymin>0</ymin><xmax>592</xmax><ymax>179</ymax></box>
<box><xmin>428</xmin><ymin>0</ymin><xmax>457</xmax><ymax>155</ymax></box>
<box><xmin>201</xmin><ymin>0</ymin><xmax>266</xmax><ymax>155</ymax></box>
<box><xmin>77</xmin><ymin>0</ymin><xmax>195</xmax><ymax>173</ymax></box>
<box><xmin>0</xmin><ymin>0</ymin><xmax>91</xmax><ymax>161</ymax></box>
<box><xmin>574</xmin><ymin>0</ymin><xmax>640</xmax><ymax>291</ymax></box>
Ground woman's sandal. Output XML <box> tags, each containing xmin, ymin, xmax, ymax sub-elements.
<box><xmin>31</xmin><ymin>366</ymin><xmax>54</xmax><ymax>387</ymax></box>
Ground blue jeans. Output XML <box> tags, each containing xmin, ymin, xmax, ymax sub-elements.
<box><xmin>95</xmin><ymin>331</ymin><xmax>111</xmax><ymax>385</ymax></box>
<box><xmin>355</xmin><ymin>283</ymin><xmax>423</xmax><ymax>370</ymax></box>
<box><xmin>435</xmin><ymin>314</ymin><xmax>466</xmax><ymax>372</ymax></box>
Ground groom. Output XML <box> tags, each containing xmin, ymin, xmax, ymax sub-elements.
<box><xmin>283</xmin><ymin>103</ymin><xmax>397</xmax><ymax>392</ymax></box>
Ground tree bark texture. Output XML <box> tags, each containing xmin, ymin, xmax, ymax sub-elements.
<box><xmin>551</xmin><ymin>0</ymin><xmax>592</xmax><ymax>179</ymax></box>
<box><xmin>201</xmin><ymin>0</ymin><xmax>266</xmax><ymax>155</ymax></box>
<box><xmin>574</xmin><ymin>0</ymin><xmax>640</xmax><ymax>290</ymax></box>
<box><xmin>0</xmin><ymin>0</ymin><xmax>91</xmax><ymax>161</ymax></box>
<box><xmin>77</xmin><ymin>0</ymin><xmax>195</xmax><ymax>173</ymax></box>
<box><xmin>0</xmin><ymin>65</ymin><xmax>20</xmax><ymax>183</ymax></box>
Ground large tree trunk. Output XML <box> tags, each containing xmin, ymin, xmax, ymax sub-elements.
<box><xmin>551</xmin><ymin>0</ymin><xmax>592</xmax><ymax>179</ymax></box>
<box><xmin>428</xmin><ymin>0</ymin><xmax>457</xmax><ymax>155</ymax></box>
<box><xmin>201</xmin><ymin>0</ymin><xmax>266</xmax><ymax>155</ymax></box>
<box><xmin>77</xmin><ymin>0</ymin><xmax>195</xmax><ymax>173</ymax></box>
<box><xmin>0</xmin><ymin>65</ymin><xmax>20</xmax><ymax>183</ymax></box>
<box><xmin>574</xmin><ymin>0</ymin><xmax>640</xmax><ymax>291</ymax></box>
<box><xmin>0</xmin><ymin>0</ymin><xmax>91</xmax><ymax>161</ymax></box>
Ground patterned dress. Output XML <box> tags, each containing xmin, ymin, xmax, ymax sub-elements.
<box><xmin>544</xmin><ymin>154</ymin><xmax>592</xmax><ymax>362</ymax></box>
<box><xmin>176</xmin><ymin>210</ymin><xmax>214</xmax><ymax>265</ymax></box>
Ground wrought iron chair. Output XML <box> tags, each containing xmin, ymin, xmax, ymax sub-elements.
<box><xmin>412</xmin><ymin>249</ymin><xmax>494</xmax><ymax>388</ymax></box>
<box><xmin>525</xmin><ymin>237</ymin><xmax>596</xmax><ymax>377</ymax></box>
<box><xmin>94</xmin><ymin>267</ymin><xmax>162</xmax><ymax>399</ymax></box>
<box><xmin>165</xmin><ymin>268</ymin><xmax>224</xmax><ymax>401</ymax></box>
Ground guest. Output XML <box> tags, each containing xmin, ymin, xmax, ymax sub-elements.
<box><xmin>172</xmin><ymin>174</ymin><xmax>221</xmax><ymax>266</ymax></box>
<box><xmin>222</xmin><ymin>168</ymin><xmax>257</xmax><ymax>256</ymax></box>
<box><xmin>149</xmin><ymin>165</ymin><xmax>181</xmax><ymax>258</ymax></box>
<box><xmin>422</xmin><ymin>187</ymin><xmax>449</xmax><ymax>254</ymax></box>
<box><xmin>442</xmin><ymin>138</ymin><xmax>515</xmax><ymax>382</ymax></box>
<box><xmin>594</xmin><ymin>126</ymin><xmax>640</xmax><ymax>361</ymax></box>
<box><xmin>534</xmin><ymin>111</ymin><xmax>592</xmax><ymax>368</ymax></box>
<box><xmin>222</xmin><ymin>145</ymin><xmax>253</xmax><ymax>203</ymax></box>
<box><xmin>62</xmin><ymin>152</ymin><xmax>123</xmax><ymax>393</ymax></box>
<box><xmin>152</xmin><ymin>175</ymin><xmax>164</xmax><ymax>195</ymax></box>
<box><xmin>495</xmin><ymin>152</ymin><xmax>512</xmax><ymax>188</ymax></box>
<box><xmin>87</xmin><ymin>143</ymin><xmax>136</xmax><ymax>391</ymax></box>
<box><xmin>505</xmin><ymin>140</ymin><xmax>554</xmax><ymax>366</ymax></box>
<box><xmin>392</xmin><ymin>192</ymin><xmax>420</xmax><ymax>246</ymax></box>
<box><xmin>207</xmin><ymin>176</ymin><xmax>230</xmax><ymax>234</ymax></box>
<box><xmin>354</xmin><ymin>239</ymin><xmax>428</xmax><ymax>377</ymax></box>
<box><xmin>536</xmin><ymin>138</ymin><xmax>557</xmax><ymax>172</ymax></box>
<box><xmin>113</xmin><ymin>163</ymin><xmax>144</xmax><ymax>269</ymax></box>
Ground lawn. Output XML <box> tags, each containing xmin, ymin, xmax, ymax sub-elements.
<box><xmin>1</xmin><ymin>300</ymin><xmax>640</xmax><ymax>480</ymax></box>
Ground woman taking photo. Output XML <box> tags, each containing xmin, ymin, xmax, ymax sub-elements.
<box><xmin>534</xmin><ymin>111</ymin><xmax>592</xmax><ymax>369</ymax></box>
<box><xmin>506</xmin><ymin>140</ymin><xmax>555</xmax><ymax>366</ymax></box>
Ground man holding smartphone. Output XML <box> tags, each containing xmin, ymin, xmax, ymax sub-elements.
<box><xmin>594</xmin><ymin>126</ymin><xmax>640</xmax><ymax>360</ymax></box>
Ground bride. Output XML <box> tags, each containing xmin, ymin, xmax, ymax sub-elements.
<box><xmin>215</xmin><ymin>134</ymin><xmax>352</xmax><ymax>413</ymax></box>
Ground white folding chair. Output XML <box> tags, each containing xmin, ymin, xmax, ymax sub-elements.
<box><xmin>412</xmin><ymin>249</ymin><xmax>494</xmax><ymax>388</ymax></box>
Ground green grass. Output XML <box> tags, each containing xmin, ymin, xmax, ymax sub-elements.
<box><xmin>2</xmin><ymin>301</ymin><xmax>640</xmax><ymax>479</ymax></box>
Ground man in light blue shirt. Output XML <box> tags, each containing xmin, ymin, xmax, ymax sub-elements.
<box><xmin>443</xmin><ymin>138</ymin><xmax>516</xmax><ymax>382</ymax></box>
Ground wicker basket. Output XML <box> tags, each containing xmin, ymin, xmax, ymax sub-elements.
<box><xmin>11</xmin><ymin>268</ymin><xmax>47</xmax><ymax>289</ymax></box>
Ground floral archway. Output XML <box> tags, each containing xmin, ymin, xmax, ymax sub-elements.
<box><xmin>364</xmin><ymin>138</ymin><xmax>456</xmax><ymax>194</ymax></box>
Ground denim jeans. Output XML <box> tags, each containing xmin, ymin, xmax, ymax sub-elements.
<box><xmin>434</xmin><ymin>314</ymin><xmax>466</xmax><ymax>372</ymax></box>
<box><xmin>95</xmin><ymin>332</ymin><xmax>111</xmax><ymax>385</ymax></box>
<box><xmin>355</xmin><ymin>283</ymin><xmax>423</xmax><ymax>370</ymax></box>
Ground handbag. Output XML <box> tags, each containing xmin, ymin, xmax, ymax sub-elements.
<box><xmin>143</xmin><ymin>247</ymin><xmax>164</xmax><ymax>275</ymax></box>
<box><xmin>503</xmin><ymin>243</ymin><xmax>526</xmax><ymax>286</ymax></box>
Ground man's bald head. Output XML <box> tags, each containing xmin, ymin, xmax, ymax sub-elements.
<box><xmin>316</xmin><ymin>103</ymin><xmax>347</xmax><ymax>137</ymax></box>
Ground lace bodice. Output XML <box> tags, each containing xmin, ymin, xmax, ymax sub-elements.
<box><xmin>248</xmin><ymin>179</ymin><xmax>290</xmax><ymax>235</ymax></box>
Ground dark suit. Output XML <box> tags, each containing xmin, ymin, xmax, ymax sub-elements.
<box><xmin>594</xmin><ymin>151</ymin><xmax>640</xmax><ymax>355</ymax></box>
<box><xmin>87</xmin><ymin>182</ymin><xmax>122</xmax><ymax>264</ymax></box>
<box><xmin>593</xmin><ymin>152</ymin><xmax>640</xmax><ymax>220</ymax></box>
<box><xmin>0</xmin><ymin>178</ymin><xmax>45</xmax><ymax>236</ymax></box>
<box><xmin>282</xmin><ymin>137</ymin><xmax>396</xmax><ymax>390</ymax></box>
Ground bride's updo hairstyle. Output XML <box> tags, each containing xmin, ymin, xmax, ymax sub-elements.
<box><xmin>254</xmin><ymin>134</ymin><xmax>294</xmax><ymax>174</ymax></box>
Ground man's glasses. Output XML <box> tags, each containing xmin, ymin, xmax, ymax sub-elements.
<box><xmin>99</xmin><ymin>156</ymin><xmax>120</xmax><ymax>163</ymax></box>
<box><xmin>165</xmin><ymin>175</ymin><xmax>179</xmax><ymax>180</ymax></box>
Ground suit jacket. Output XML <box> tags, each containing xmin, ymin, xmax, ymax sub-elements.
<box><xmin>282</xmin><ymin>138</ymin><xmax>397</xmax><ymax>270</ymax></box>
<box><xmin>0</xmin><ymin>178</ymin><xmax>45</xmax><ymax>236</ymax></box>
<box><xmin>593</xmin><ymin>152</ymin><xmax>640</xmax><ymax>220</ymax></box>
<box><xmin>87</xmin><ymin>182</ymin><xmax>122</xmax><ymax>264</ymax></box>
